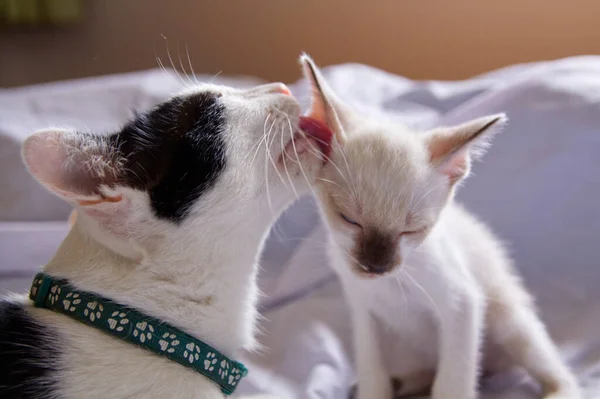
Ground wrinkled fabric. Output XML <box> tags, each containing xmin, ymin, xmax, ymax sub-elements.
<box><xmin>1</xmin><ymin>58</ymin><xmax>599</xmax><ymax>398</ymax></box>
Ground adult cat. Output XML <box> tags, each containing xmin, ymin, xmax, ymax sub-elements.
<box><xmin>0</xmin><ymin>81</ymin><xmax>332</xmax><ymax>399</ymax></box>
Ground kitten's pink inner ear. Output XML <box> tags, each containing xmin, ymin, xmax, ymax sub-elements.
<box><xmin>434</xmin><ymin>148</ymin><xmax>469</xmax><ymax>183</ymax></box>
<box><xmin>428</xmin><ymin>134</ymin><xmax>471</xmax><ymax>182</ymax></box>
<box><xmin>307</xmin><ymin>89</ymin><xmax>328</xmax><ymax>125</ymax></box>
<box><xmin>427</xmin><ymin>114</ymin><xmax>507</xmax><ymax>183</ymax></box>
<box><xmin>300</xmin><ymin>54</ymin><xmax>347</xmax><ymax>144</ymax></box>
<box><xmin>301</xmin><ymin>56</ymin><xmax>329</xmax><ymax>126</ymax></box>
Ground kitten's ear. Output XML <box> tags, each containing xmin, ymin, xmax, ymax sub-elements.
<box><xmin>300</xmin><ymin>53</ymin><xmax>359</xmax><ymax>144</ymax></box>
<box><xmin>426</xmin><ymin>114</ymin><xmax>507</xmax><ymax>183</ymax></box>
<box><xmin>21</xmin><ymin>128</ymin><xmax>124</xmax><ymax>206</ymax></box>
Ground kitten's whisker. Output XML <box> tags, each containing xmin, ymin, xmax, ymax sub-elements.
<box><xmin>275</xmin><ymin>235</ymin><xmax>330</xmax><ymax>248</ymax></box>
<box><xmin>318</xmin><ymin>178</ymin><xmax>354</xmax><ymax>199</ymax></box>
<box><xmin>344</xmin><ymin>252</ymin><xmax>370</xmax><ymax>273</ymax></box>
<box><xmin>325</xmin><ymin>101</ymin><xmax>358</xmax><ymax>195</ymax></box>
<box><xmin>317</xmin><ymin>178</ymin><xmax>345</xmax><ymax>190</ymax></box>
<box><xmin>403</xmin><ymin>269</ymin><xmax>442</xmax><ymax>322</ymax></box>
<box><xmin>336</xmin><ymin>142</ymin><xmax>359</xmax><ymax>201</ymax></box>
<box><xmin>395</xmin><ymin>274</ymin><xmax>410</xmax><ymax>321</ymax></box>
<box><xmin>410</xmin><ymin>180</ymin><xmax>451</xmax><ymax>211</ymax></box>
<box><xmin>320</xmin><ymin>150</ymin><xmax>355</xmax><ymax>199</ymax></box>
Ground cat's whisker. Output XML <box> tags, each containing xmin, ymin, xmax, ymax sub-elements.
<box><xmin>176</xmin><ymin>43</ymin><xmax>195</xmax><ymax>87</ymax></box>
<box><xmin>247</xmin><ymin>114</ymin><xmax>274</xmax><ymax>170</ymax></box>
<box><xmin>263</xmin><ymin>120</ymin><xmax>275</xmax><ymax>215</ymax></box>
<box><xmin>162</xmin><ymin>36</ymin><xmax>188</xmax><ymax>88</ymax></box>
<box><xmin>209</xmin><ymin>71</ymin><xmax>223</xmax><ymax>84</ymax></box>
<box><xmin>279</xmin><ymin>123</ymin><xmax>299</xmax><ymax>200</ymax></box>
<box><xmin>184</xmin><ymin>43</ymin><xmax>200</xmax><ymax>85</ymax></box>
<box><xmin>155</xmin><ymin>56</ymin><xmax>184</xmax><ymax>90</ymax></box>
<box><xmin>283</xmin><ymin>114</ymin><xmax>318</xmax><ymax>199</ymax></box>
<box><xmin>265</xmin><ymin>119</ymin><xmax>289</xmax><ymax>194</ymax></box>
<box><xmin>245</xmin><ymin>131</ymin><xmax>269</xmax><ymax>167</ymax></box>
<box><xmin>266</xmin><ymin>129</ymin><xmax>290</xmax><ymax>244</ymax></box>
<box><xmin>262</xmin><ymin>114</ymin><xmax>284</xmax><ymax>217</ymax></box>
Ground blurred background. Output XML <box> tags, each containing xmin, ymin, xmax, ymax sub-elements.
<box><xmin>3</xmin><ymin>0</ymin><xmax>600</xmax><ymax>87</ymax></box>
<box><xmin>2</xmin><ymin>2</ymin><xmax>600</xmax><ymax>397</ymax></box>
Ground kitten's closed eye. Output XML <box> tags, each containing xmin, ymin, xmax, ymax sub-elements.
<box><xmin>340</xmin><ymin>213</ymin><xmax>361</xmax><ymax>228</ymax></box>
<box><xmin>401</xmin><ymin>227</ymin><xmax>428</xmax><ymax>237</ymax></box>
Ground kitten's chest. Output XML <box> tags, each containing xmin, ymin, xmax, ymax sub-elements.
<box><xmin>361</xmin><ymin>276</ymin><xmax>437</xmax><ymax>332</ymax></box>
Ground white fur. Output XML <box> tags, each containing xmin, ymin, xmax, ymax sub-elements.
<box><xmin>300</xmin><ymin>55</ymin><xmax>581</xmax><ymax>399</ymax></box>
<box><xmin>20</xmin><ymin>82</ymin><xmax>326</xmax><ymax>399</ymax></box>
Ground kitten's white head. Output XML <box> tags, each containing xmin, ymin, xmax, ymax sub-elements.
<box><xmin>300</xmin><ymin>55</ymin><xmax>506</xmax><ymax>277</ymax></box>
<box><xmin>22</xmin><ymin>82</ymin><xmax>332</xmax><ymax>262</ymax></box>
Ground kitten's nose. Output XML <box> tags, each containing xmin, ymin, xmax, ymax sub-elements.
<box><xmin>364</xmin><ymin>264</ymin><xmax>389</xmax><ymax>275</ymax></box>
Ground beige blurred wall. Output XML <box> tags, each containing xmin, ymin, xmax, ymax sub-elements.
<box><xmin>2</xmin><ymin>0</ymin><xmax>600</xmax><ymax>87</ymax></box>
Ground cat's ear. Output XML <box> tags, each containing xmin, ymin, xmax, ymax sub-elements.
<box><xmin>300</xmin><ymin>54</ymin><xmax>359</xmax><ymax>144</ymax></box>
<box><xmin>22</xmin><ymin>128</ymin><xmax>125</xmax><ymax>208</ymax></box>
<box><xmin>426</xmin><ymin>114</ymin><xmax>507</xmax><ymax>183</ymax></box>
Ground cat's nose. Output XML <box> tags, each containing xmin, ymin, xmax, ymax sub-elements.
<box><xmin>249</xmin><ymin>82</ymin><xmax>292</xmax><ymax>96</ymax></box>
<box><xmin>264</xmin><ymin>83</ymin><xmax>292</xmax><ymax>95</ymax></box>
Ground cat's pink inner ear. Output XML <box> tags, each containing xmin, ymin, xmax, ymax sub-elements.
<box><xmin>22</xmin><ymin>129</ymin><xmax>79</xmax><ymax>199</ymax></box>
<box><xmin>22</xmin><ymin>129</ymin><xmax>121</xmax><ymax>205</ymax></box>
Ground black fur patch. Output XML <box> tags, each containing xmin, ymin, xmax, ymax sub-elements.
<box><xmin>110</xmin><ymin>92</ymin><xmax>226</xmax><ymax>223</ymax></box>
<box><xmin>0</xmin><ymin>301</ymin><xmax>60</xmax><ymax>399</ymax></box>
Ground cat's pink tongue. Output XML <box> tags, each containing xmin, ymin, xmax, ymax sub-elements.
<box><xmin>298</xmin><ymin>116</ymin><xmax>333</xmax><ymax>159</ymax></box>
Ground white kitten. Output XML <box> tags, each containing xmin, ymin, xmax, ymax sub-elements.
<box><xmin>300</xmin><ymin>55</ymin><xmax>581</xmax><ymax>399</ymax></box>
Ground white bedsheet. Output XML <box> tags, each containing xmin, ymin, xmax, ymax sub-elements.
<box><xmin>1</xmin><ymin>57</ymin><xmax>599</xmax><ymax>398</ymax></box>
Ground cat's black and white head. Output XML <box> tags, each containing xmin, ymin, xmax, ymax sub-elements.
<box><xmin>22</xmin><ymin>82</ymin><xmax>332</xmax><ymax>261</ymax></box>
<box><xmin>300</xmin><ymin>55</ymin><xmax>506</xmax><ymax>277</ymax></box>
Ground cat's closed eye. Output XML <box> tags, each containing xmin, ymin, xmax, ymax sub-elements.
<box><xmin>340</xmin><ymin>213</ymin><xmax>361</xmax><ymax>228</ymax></box>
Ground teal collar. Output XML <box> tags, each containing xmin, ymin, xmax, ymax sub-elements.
<box><xmin>30</xmin><ymin>272</ymin><xmax>247</xmax><ymax>395</ymax></box>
